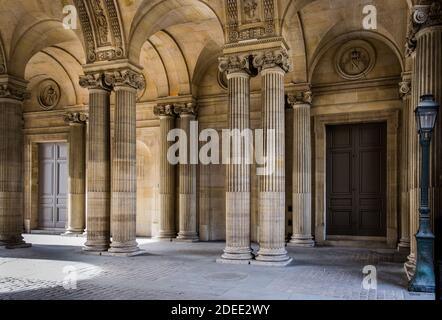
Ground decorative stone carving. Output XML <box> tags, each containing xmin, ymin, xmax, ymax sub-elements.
<box><xmin>226</xmin><ymin>0</ymin><xmax>276</xmax><ymax>43</ymax></box>
<box><xmin>37</xmin><ymin>79</ymin><xmax>60</xmax><ymax>110</ymax></box>
<box><xmin>335</xmin><ymin>40</ymin><xmax>376</xmax><ymax>80</ymax></box>
<box><xmin>153</xmin><ymin>104</ymin><xmax>176</xmax><ymax>117</ymax></box>
<box><xmin>104</xmin><ymin>69</ymin><xmax>145</xmax><ymax>90</ymax></box>
<box><xmin>74</xmin><ymin>0</ymin><xmax>125</xmax><ymax>63</ymax></box>
<box><xmin>174</xmin><ymin>102</ymin><xmax>198</xmax><ymax>117</ymax></box>
<box><xmin>253</xmin><ymin>49</ymin><xmax>291</xmax><ymax>73</ymax></box>
<box><xmin>406</xmin><ymin>2</ymin><xmax>442</xmax><ymax>56</ymax></box>
<box><xmin>0</xmin><ymin>38</ymin><xmax>6</xmax><ymax>75</ymax></box>
<box><xmin>287</xmin><ymin>90</ymin><xmax>313</xmax><ymax>106</ymax></box>
<box><xmin>219</xmin><ymin>55</ymin><xmax>251</xmax><ymax>75</ymax></box>
<box><xmin>79</xmin><ymin>72</ymin><xmax>112</xmax><ymax>91</ymax></box>
<box><xmin>64</xmin><ymin>112</ymin><xmax>88</xmax><ymax>125</ymax></box>
<box><xmin>399</xmin><ymin>80</ymin><xmax>411</xmax><ymax>99</ymax></box>
<box><xmin>0</xmin><ymin>83</ymin><xmax>29</xmax><ymax>101</ymax></box>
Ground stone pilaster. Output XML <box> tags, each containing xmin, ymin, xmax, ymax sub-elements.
<box><xmin>217</xmin><ymin>55</ymin><xmax>253</xmax><ymax>262</ymax></box>
<box><xmin>287</xmin><ymin>90</ymin><xmax>315</xmax><ymax>247</ymax></box>
<box><xmin>398</xmin><ymin>76</ymin><xmax>412</xmax><ymax>253</ymax></box>
<box><xmin>0</xmin><ymin>76</ymin><xmax>31</xmax><ymax>249</ymax></box>
<box><xmin>106</xmin><ymin>69</ymin><xmax>145</xmax><ymax>255</ymax></box>
<box><xmin>80</xmin><ymin>73</ymin><xmax>112</xmax><ymax>252</ymax></box>
<box><xmin>63</xmin><ymin>112</ymin><xmax>88</xmax><ymax>236</ymax></box>
<box><xmin>175</xmin><ymin>103</ymin><xmax>199</xmax><ymax>242</ymax></box>
<box><xmin>252</xmin><ymin>49</ymin><xmax>292</xmax><ymax>266</ymax></box>
<box><xmin>405</xmin><ymin>2</ymin><xmax>442</xmax><ymax>277</ymax></box>
<box><xmin>154</xmin><ymin>104</ymin><xmax>177</xmax><ymax>240</ymax></box>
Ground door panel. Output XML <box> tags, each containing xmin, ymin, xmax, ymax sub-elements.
<box><xmin>38</xmin><ymin>143</ymin><xmax>68</xmax><ymax>229</ymax></box>
<box><xmin>326</xmin><ymin>123</ymin><xmax>387</xmax><ymax>237</ymax></box>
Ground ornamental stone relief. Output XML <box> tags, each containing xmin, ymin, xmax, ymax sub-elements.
<box><xmin>74</xmin><ymin>0</ymin><xmax>125</xmax><ymax>63</ymax></box>
<box><xmin>37</xmin><ymin>79</ymin><xmax>60</xmax><ymax>110</ymax></box>
<box><xmin>335</xmin><ymin>40</ymin><xmax>376</xmax><ymax>80</ymax></box>
<box><xmin>226</xmin><ymin>0</ymin><xmax>276</xmax><ymax>43</ymax></box>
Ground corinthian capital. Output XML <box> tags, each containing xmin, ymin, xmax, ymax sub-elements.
<box><xmin>0</xmin><ymin>76</ymin><xmax>29</xmax><ymax>101</ymax></box>
<box><xmin>174</xmin><ymin>102</ymin><xmax>198</xmax><ymax>117</ymax></box>
<box><xmin>219</xmin><ymin>55</ymin><xmax>251</xmax><ymax>75</ymax></box>
<box><xmin>287</xmin><ymin>90</ymin><xmax>313</xmax><ymax>107</ymax></box>
<box><xmin>104</xmin><ymin>69</ymin><xmax>145</xmax><ymax>90</ymax></box>
<box><xmin>64</xmin><ymin>112</ymin><xmax>88</xmax><ymax>125</ymax></box>
<box><xmin>154</xmin><ymin>104</ymin><xmax>176</xmax><ymax>117</ymax></box>
<box><xmin>79</xmin><ymin>73</ymin><xmax>112</xmax><ymax>91</ymax></box>
<box><xmin>253</xmin><ymin>49</ymin><xmax>291</xmax><ymax>73</ymax></box>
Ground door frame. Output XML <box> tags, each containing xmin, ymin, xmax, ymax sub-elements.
<box><xmin>314</xmin><ymin>109</ymin><xmax>399</xmax><ymax>248</ymax></box>
<box><xmin>23</xmin><ymin>133</ymin><xmax>69</xmax><ymax>233</ymax></box>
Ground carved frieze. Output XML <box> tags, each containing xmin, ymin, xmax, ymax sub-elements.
<box><xmin>74</xmin><ymin>0</ymin><xmax>125</xmax><ymax>63</ymax></box>
<box><xmin>226</xmin><ymin>0</ymin><xmax>276</xmax><ymax>44</ymax></box>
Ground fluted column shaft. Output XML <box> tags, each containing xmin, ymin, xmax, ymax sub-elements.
<box><xmin>82</xmin><ymin>83</ymin><xmax>111</xmax><ymax>252</ymax></box>
<box><xmin>253</xmin><ymin>50</ymin><xmax>292</xmax><ymax>266</ymax></box>
<box><xmin>64</xmin><ymin>113</ymin><xmax>87</xmax><ymax>236</ymax></box>
<box><xmin>109</xmin><ymin>85</ymin><xmax>139</xmax><ymax>253</ymax></box>
<box><xmin>155</xmin><ymin>105</ymin><xmax>177</xmax><ymax>239</ymax></box>
<box><xmin>398</xmin><ymin>78</ymin><xmax>411</xmax><ymax>252</ymax></box>
<box><xmin>406</xmin><ymin>19</ymin><xmax>442</xmax><ymax>275</ymax></box>
<box><xmin>289</xmin><ymin>94</ymin><xmax>314</xmax><ymax>247</ymax></box>
<box><xmin>0</xmin><ymin>78</ymin><xmax>31</xmax><ymax>249</ymax></box>
<box><xmin>176</xmin><ymin>105</ymin><xmax>199</xmax><ymax>242</ymax></box>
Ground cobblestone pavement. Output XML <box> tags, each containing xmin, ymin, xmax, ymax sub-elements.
<box><xmin>0</xmin><ymin>235</ymin><xmax>434</xmax><ymax>300</ymax></box>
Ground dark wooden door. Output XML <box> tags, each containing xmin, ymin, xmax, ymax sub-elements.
<box><xmin>326</xmin><ymin>123</ymin><xmax>387</xmax><ymax>237</ymax></box>
<box><xmin>38</xmin><ymin>143</ymin><xmax>68</xmax><ymax>229</ymax></box>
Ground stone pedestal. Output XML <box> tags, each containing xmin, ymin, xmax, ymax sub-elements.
<box><xmin>154</xmin><ymin>105</ymin><xmax>177</xmax><ymax>240</ymax></box>
<box><xmin>0</xmin><ymin>76</ymin><xmax>31</xmax><ymax>249</ymax></box>
<box><xmin>252</xmin><ymin>50</ymin><xmax>292</xmax><ymax>266</ymax></box>
<box><xmin>80</xmin><ymin>73</ymin><xmax>112</xmax><ymax>252</ymax></box>
<box><xmin>108</xmin><ymin>70</ymin><xmax>145</xmax><ymax>255</ymax></box>
<box><xmin>287</xmin><ymin>91</ymin><xmax>315</xmax><ymax>247</ymax></box>
<box><xmin>175</xmin><ymin>103</ymin><xmax>199</xmax><ymax>242</ymax></box>
<box><xmin>218</xmin><ymin>55</ymin><xmax>254</xmax><ymax>262</ymax></box>
<box><xmin>63</xmin><ymin>112</ymin><xmax>87</xmax><ymax>236</ymax></box>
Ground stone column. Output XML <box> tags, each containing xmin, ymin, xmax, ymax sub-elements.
<box><xmin>154</xmin><ymin>104</ymin><xmax>177</xmax><ymax>240</ymax></box>
<box><xmin>287</xmin><ymin>90</ymin><xmax>315</xmax><ymax>247</ymax></box>
<box><xmin>405</xmin><ymin>2</ymin><xmax>442</xmax><ymax>277</ymax></box>
<box><xmin>398</xmin><ymin>76</ymin><xmax>411</xmax><ymax>252</ymax></box>
<box><xmin>108</xmin><ymin>69</ymin><xmax>145</xmax><ymax>255</ymax></box>
<box><xmin>80</xmin><ymin>73</ymin><xmax>112</xmax><ymax>252</ymax></box>
<box><xmin>0</xmin><ymin>76</ymin><xmax>31</xmax><ymax>249</ymax></box>
<box><xmin>217</xmin><ymin>55</ymin><xmax>253</xmax><ymax>262</ymax></box>
<box><xmin>175</xmin><ymin>103</ymin><xmax>199</xmax><ymax>242</ymax></box>
<box><xmin>253</xmin><ymin>50</ymin><xmax>292</xmax><ymax>266</ymax></box>
<box><xmin>63</xmin><ymin>112</ymin><xmax>87</xmax><ymax>236</ymax></box>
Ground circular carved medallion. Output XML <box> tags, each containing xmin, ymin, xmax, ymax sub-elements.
<box><xmin>335</xmin><ymin>40</ymin><xmax>376</xmax><ymax>80</ymax></box>
<box><xmin>38</xmin><ymin>79</ymin><xmax>60</xmax><ymax>110</ymax></box>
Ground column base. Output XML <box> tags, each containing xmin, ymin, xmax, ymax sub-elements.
<box><xmin>397</xmin><ymin>239</ymin><xmax>411</xmax><ymax>254</ymax></box>
<box><xmin>288</xmin><ymin>236</ymin><xmax>315</xmax><ymax>247</ymax></box>
<box><xmin>176</xmin><ymin>233</ymin><xmax>199</xmax><ymax>242</ymax></box>
<box><xmin>217</xmin><ymin>247</ymin><xmax>254</xmax><ymax>264</ymax></box>
<box><xmin>0</xmin><ymin>236</ymin><xmax>32</xmax><ymax>250</ymax></box>
<box><xmin>253</xmin><ymin>248</ymin><xmax>293</xmax><ymax>267</ymax></box>
<box><xmin>62</xmin><ymin>230</ymin><xmax>86</xmax><ymax>238</ymax></box>
<box><xmin>103</xmin><ymin>249</ymin><xmax>146</xmax><ymax>257</ymax></box>
<box><xmin>108</xmin><ymin>240</ymin><xmax>140</xmax><ymax>254</ymax></box>
<box><xmin>83</xmin><ymin>240</ymin><xmax>110</xmax><ymax>253</ymax></box>
<box><xmin>156</xmin><ymin>231</ymin><xmax>177</xmax><ymax>241</ymax></box>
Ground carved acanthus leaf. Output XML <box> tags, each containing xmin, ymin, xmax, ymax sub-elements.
<box><xmin>65</xmin><ymin>112</ymin><xmax>88</xmax><ymax>124</ymax></box>
<box><xmin>79</xmin><ymin>73</ymin><xmax>112</xmax><ymax>91</ymax></box>
<box><xmin>154</xmin><ymin>104</ymin><xmax>176</xmax><ymax>117</ymax></box>
<box><xmin>219</xmin><ymin>55</ymin><xmax>251</xmax><ymax>74</ymax></box>
<box><xmin>287</xmin><ymin>90</ymin><xmax>313</xmax><ymax>107</ymax></box>
<box><xmin>253</xmin><ymin>49</ymin><xmax>291</xmax><ymax>73</ymax></box>
<box><xmin>104</xmin><ymin>69</ymin><xmax>145</xmax><ymax>90</ymax></box>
